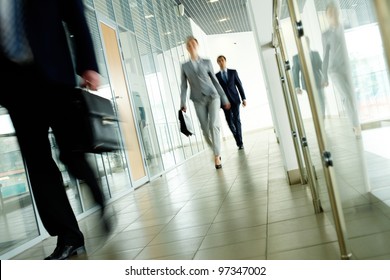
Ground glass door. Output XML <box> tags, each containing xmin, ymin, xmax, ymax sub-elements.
<box><xmin>282</xmin><ymin>0</ymin><xmax>390</xmax><ymax>259</ymax></box>
<box><xmin>99</xmin><ymin>19</ymin><xmax>148</xmax><ymax>187</ymax></box>
<box><xmin>0</xmin><ymin>117</ymin><xmax>41</xmax><ymax>258</ymax></box>
<box><xmin>119</xmin><ymin>29</ymin><xmax>164</xmax><ymax>179</ymax></box>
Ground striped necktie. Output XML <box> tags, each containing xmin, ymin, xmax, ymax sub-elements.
<box><xmin>0</xmin><ymin>0</ymin><xmax>33</xmax><ymax>64</ymax></box>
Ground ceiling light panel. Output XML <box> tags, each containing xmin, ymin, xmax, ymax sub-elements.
<box><xmin>174</xmin><ymin>0</ymin><xmax>251</xmax><ymax>35</ymax></box>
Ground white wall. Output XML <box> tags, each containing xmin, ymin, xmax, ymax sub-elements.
<box><xmin>190</xmin><ymin>19</ymin><xmax>210</xmax><ymax>58</ymax></box>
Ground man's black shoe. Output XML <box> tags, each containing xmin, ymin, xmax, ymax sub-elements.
<box><xmin>44</xmin><ymin>244</ymin><xmax>86</xmax><ymax>260</ymax></box>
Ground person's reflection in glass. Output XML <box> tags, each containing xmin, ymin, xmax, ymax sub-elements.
<box><xmin>292</xmin><ymin>38</ymin><xmax>325</xmax><ymax>119</ymax></box>
<box><xmin>322</xmin><ymin>1</ymin><xmax>361</xmax><ymax>137</ymax></box>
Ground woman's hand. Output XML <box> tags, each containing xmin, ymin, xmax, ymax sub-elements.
<box><xmin>222</xmin><ymin>103</ymin><xmax>231</xmax><ymax>110</ymax></box>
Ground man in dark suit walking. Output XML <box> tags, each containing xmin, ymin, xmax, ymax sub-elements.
<box><xmin>292</xmin><ymin>38</ymin><xmax>325</xmax><ymax>118</ymax></box>
<box><xmin>0</xmin><ymin>0</ymin><xmax>108</xmax><ymax>259</ymax></box>
<box><xmin>216</xmin><ymin>55</ymin><xmax>247</xmax><ymax>150</ymax></box>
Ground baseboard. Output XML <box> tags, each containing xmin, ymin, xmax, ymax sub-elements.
<box><xmin>361</xmin><ymin>119</ymin><xmax>390</xmax><ymax>130</ymax></box>
<box><xmin>287</xmin><ymin>169</ymin><xmax>302</xmax><ymax>185</ymax></box>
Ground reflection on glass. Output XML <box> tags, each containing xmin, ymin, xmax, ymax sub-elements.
<box><xmin>282</xmin><ymin>0</ymin><xmax>390</xmax><ymax>259</ymax></box>
<box><xmin>100</xmin><ymin>151</ymin><xmax>131</xmax><ymax>197</ymax></box>
<box><xmin>119</xmin><ymin>30</ymin><xmax>165</xmax><ymax>177</ymax></box>
<box><xmin>139</xmin><ymin>41</ymin><xmax>178</xmax><ymax>170</ymax></box>
<box><xmin>87</xmin><ymin>9</ymin><xmax>132</xmax><ymax>197</ymax></box>
<box><xmin>0</xmin><ymin>126</ymin><xmax>39</xmax><ymax>256</ymax></box>
<box><xmin>156</xmin><ymin>49</ymin><xmax>201</xmax><ymax>160</ymax></box>
<box><xmin>292</xmin><ymin>38</ymin><xmax>325</xmax><ymax>119</ymax></box>
<box><xmin>161</xmin><ymin>51</ymin><xmax>187</xmax><ymax>164</ymax></box>
<box><xmin>321</xmin><ymin>2</ymin><xmax>360</xmax><ymax>135</ymax></box>
<box><xmin>346</xmin><ymin>25</ymin><xmax>390</xmax><ymax>123</ymax></box>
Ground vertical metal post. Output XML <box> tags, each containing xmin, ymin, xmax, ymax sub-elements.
<box><xmin>272</xmin><ymin>0</ymin><xmax>306</xmax><ymax>186</ymax></box>
<box><xmin>274</xmin><ymin>15</ymin><xmax>322</xmax><ymax>214</ymax></box>
<box><xmin>274</xmin><ymin>44</ymin><xmax>307</xmax><ymax>185</ymax></box>
<box><xmin>373</xmin><ymin>0</ymin><xmax>390</xmax><ymax>74</ymax></box>
<box><xmin>286</xmin><ymin>0</ymin><xmax>352</xmax><ymax>259</ymax></box>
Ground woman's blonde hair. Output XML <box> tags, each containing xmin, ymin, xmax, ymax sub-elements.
<box><xmin>186</xmin><ymin>35</ymin><xmax>198</xmax><ymax>45</ymax></box>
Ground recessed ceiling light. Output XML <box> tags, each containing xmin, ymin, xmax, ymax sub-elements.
<box><xmin>225</xmin><ymin>29</ymin><xmax>233</xmax><ymax>33</ymax></box>
<box><xmin>145</xmin><ymin>14</ymin><xmax>154</xmax><ymax>19</ymax></box>
<box><xmin>219</xmin><ymin>18</ymin><xmax>228</xmax><ymax>22</ymax></box>
<box><xmin>209</xmin><ymin>0</ymin><xmax>219</xmax><ymax>3</ymax></box>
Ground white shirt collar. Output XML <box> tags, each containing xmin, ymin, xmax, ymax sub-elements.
<box><xmin>190</xmin><ymin>56</ymin><xmax>200</xmax><ymax>63</ymax></box>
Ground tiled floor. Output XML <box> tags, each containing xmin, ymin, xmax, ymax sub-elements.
<box><xmin>12</xmin><ymin>123</ymin><xmax>390</xmax><ymax>261</ymax></box>
<box><xmin>12</xmin><ymin>128</ymin><xmax>346</xmax><ymax>260</ymax></box>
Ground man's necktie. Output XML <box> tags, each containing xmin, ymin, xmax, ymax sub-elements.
<box><xmin>222</xmin><ymin>71</ymin><xmax>228</xmax><ymax>83</ymax></box>
<box><xmin>0</xmin><ymin>0</ymin><xmax>33</xmax><ymax>64</ymax></box>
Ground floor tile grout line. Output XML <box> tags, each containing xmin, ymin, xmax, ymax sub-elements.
<box><xmin>130</xmin><ymin>161</ymin><xmax>215</xmax><ymax>260</ymax></box>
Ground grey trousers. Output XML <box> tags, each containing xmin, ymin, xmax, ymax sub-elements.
<box><xmin>193</xmin><ymin>95</ymin><xmax>221</xmax><ymax>156</ymax></box>
<box><xmin>329</xmin><ymin>71</ymin><xmax>360</xmax><ymax>127</ymax></box>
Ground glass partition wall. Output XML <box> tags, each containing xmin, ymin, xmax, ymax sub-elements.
<box><xmin>278</xmin><ymin>0</ymin><xmax>390</xmax><ymax>259</ymax></box>
<box><xmin>0</xmin><ymin>125</ymin><xmax>40</xmax><ymax>258</ymax></box>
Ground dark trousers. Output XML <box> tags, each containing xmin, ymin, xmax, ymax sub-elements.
<box><xmin>223</xmin><ymin>102</ymin><xmax>243</xmax><ymax>147</ymax></box>
<box><xmin>0</xmin><ymin>61</ymin><xmax>104</xmax><ymax>246</ymax></box>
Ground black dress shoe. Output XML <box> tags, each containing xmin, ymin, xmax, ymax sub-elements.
<box><xmin>44</xmin><ymin>244</ymin><xmax>86</xmax><ymax>260</ymax></box>
<box><xmin>238</xmin><ymin>145</ymin><xmax>244</xmax><ymax>150</ymax></box>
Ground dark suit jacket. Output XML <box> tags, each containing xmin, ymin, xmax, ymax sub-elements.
<box><xmin>292</xmin><ymin>51</ymin><xmax>323</xmax><ymax>91</ymax></box>
<box><xmin>0</xmin><ymin>0</ymin><xmax>98</xmax><ymax>87</ymax></box>
<box><xmin>216</xmin><ymin>69</ymin><xmax>246</xmax><ymax>105</ymax></box>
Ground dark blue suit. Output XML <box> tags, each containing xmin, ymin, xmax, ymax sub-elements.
<box><xmin>0</xmin><ymin>0</ymin><xmax>100</xmax><ymax>248</ymax></box>
<box><xmin>216</xmin><ymin>69</ymin><xmax>246</xmax><ymax>148</ymax></box>
<box><xmin>292</xmin><ymin>51</ymin><xmax>325</xmax><ymax>117</ymax></box>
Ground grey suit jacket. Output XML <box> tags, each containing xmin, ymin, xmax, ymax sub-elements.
<box><xmin>180</xmin><ymin>58</ymin><xmax>229</xmax><ymax>108</ymax></box>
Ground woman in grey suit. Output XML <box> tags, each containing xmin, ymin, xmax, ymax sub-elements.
<box><xmin>180</xmin><ymin>36</ymin><xmax>231</xmax><ymax>169</ymax></box>
<box><xmin>322</xmin><ymin>2</ymin><xmax>360</xmax><ymax>136</ymax></box>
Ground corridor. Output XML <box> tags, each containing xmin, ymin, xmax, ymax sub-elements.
<box><xmin>12</xmin><ymin>128</ymin><xmax>342</xmax><ymax>260</ymax></box>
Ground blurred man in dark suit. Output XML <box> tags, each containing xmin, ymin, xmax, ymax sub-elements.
<box><xmin>0</xmin><ymin>0</ymin><xmax>108</xmax><ymax>259</ymax></box>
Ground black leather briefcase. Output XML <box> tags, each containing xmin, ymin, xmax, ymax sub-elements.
<box><xmin>66</xmin><ymin>88</ymin><xmax>122</xmax><ymax>153</ymax></box>
<box><xmin>178</xmin><ymin>110</ymin><xmax>194</xmax><ymax>137</ymax></box>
